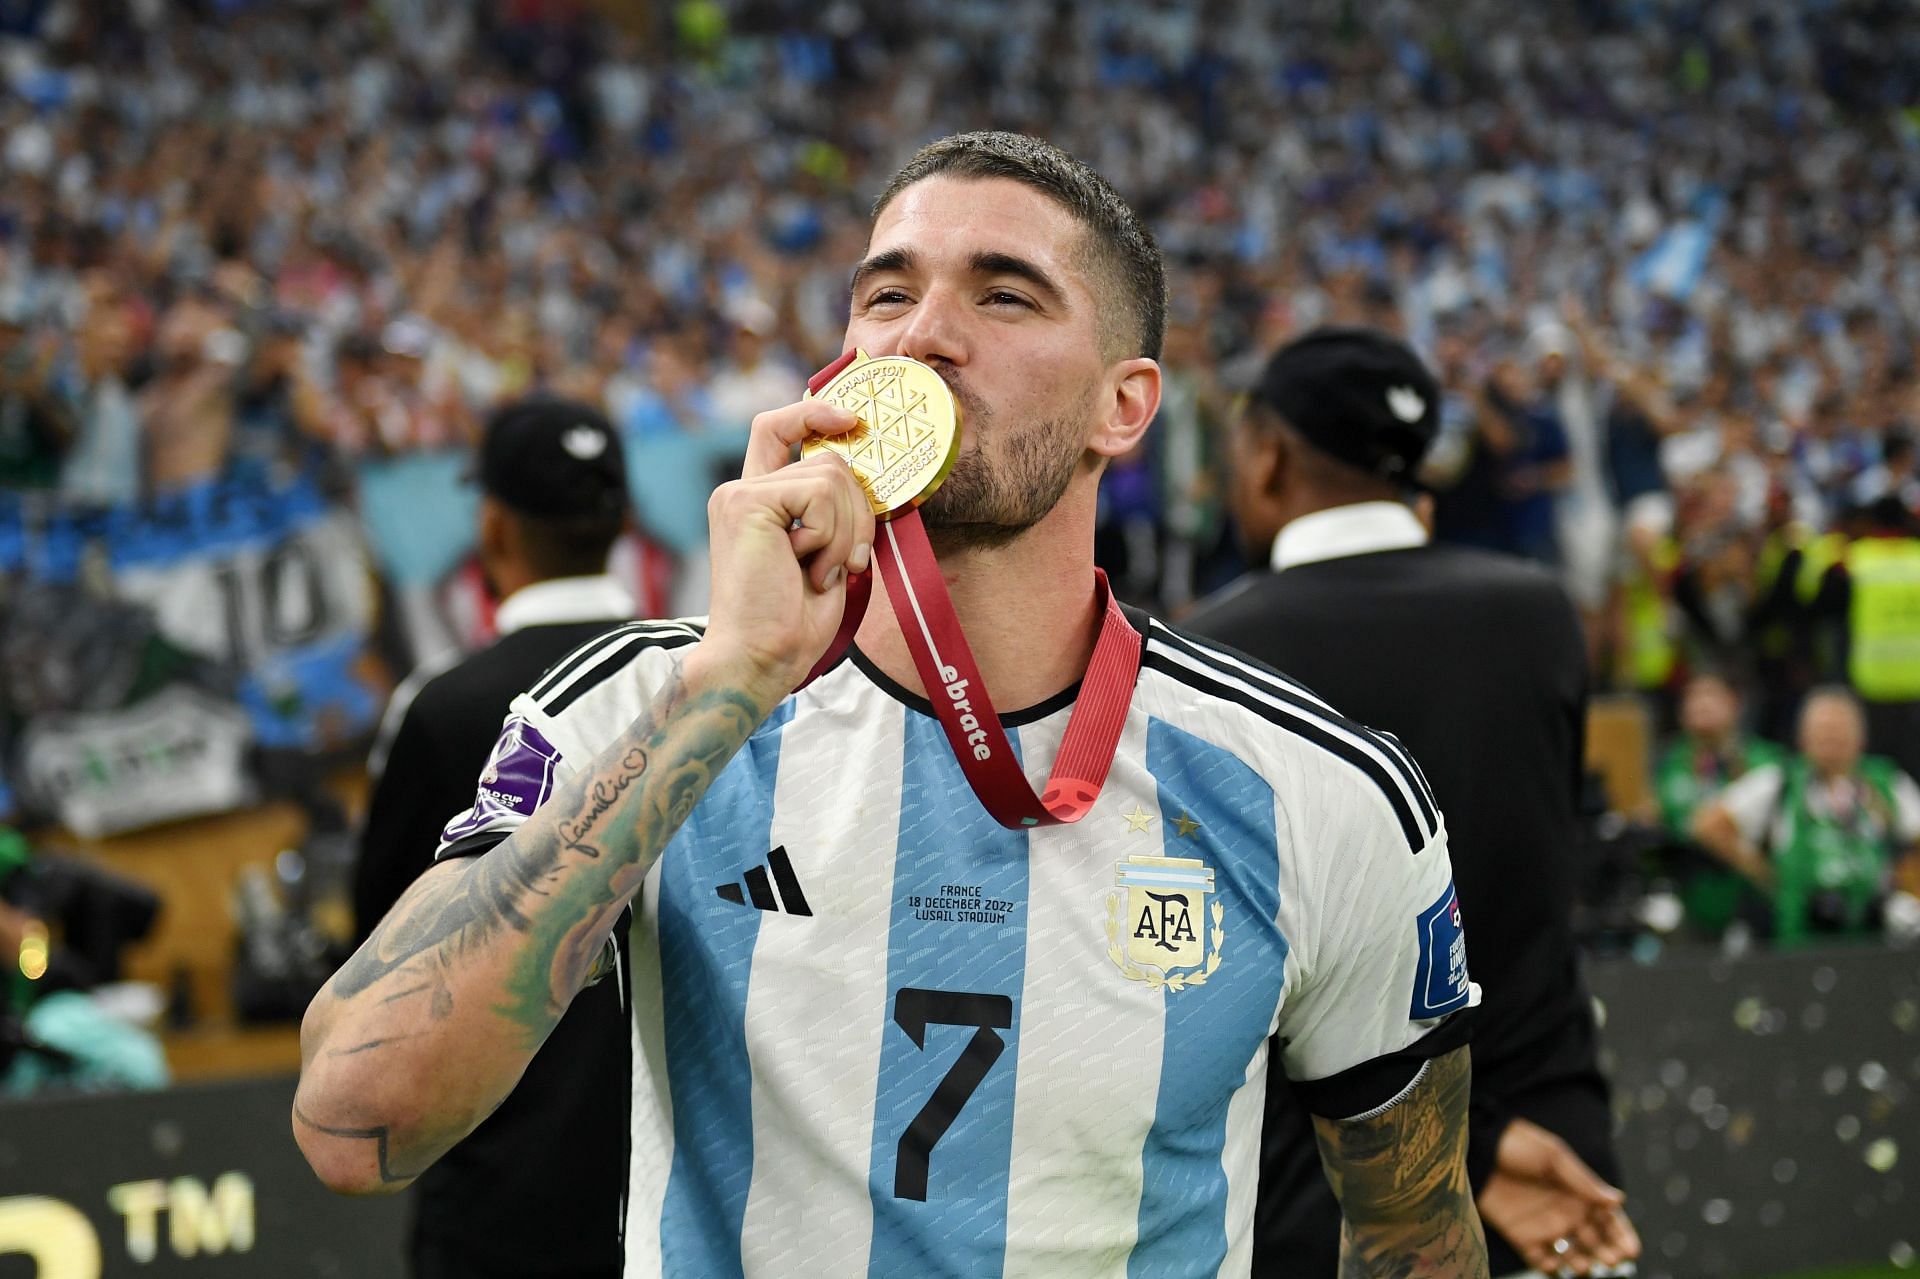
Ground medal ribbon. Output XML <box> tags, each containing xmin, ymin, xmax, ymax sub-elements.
<box><xmin>795</xmin><ymin>355</ymin><xmax>1142</xmax><ymax>828</ymax></box>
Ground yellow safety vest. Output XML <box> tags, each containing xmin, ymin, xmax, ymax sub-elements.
<box><xmin>1621</xmin><ymin>537</ymin><xmax>1679</xmax><ymax>690</ymax></box>
<box><xmin>1798</xmin><ymin>531</ymin><xmax>1848</xmax><ymax>603</ymax></box>
<box><xmin>1847</xmin><ymin>537</ymin><xmax>1920</xmax><ymax>701</ymax></box>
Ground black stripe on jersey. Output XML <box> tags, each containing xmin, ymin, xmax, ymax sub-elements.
<box><xmin>543</xmin><ymin>629</ymin><xmax>702</xmax><ymax>716</ymax></box>
<box><xmin>1375</xmin><ymin>727</ymin><xmax>1439</xmax><ymax>813</ymax></box>
<box><xmin>1141</xmin><ymin>651</ymin><xmax>1429</xmax><ymax>853</ymax></box>
<box><xmin>1149</xmin><ymin>621</ymin><xmax>1440</xmax><ymax>814</ymax></box>
<box><xmin>1290</xmin><ymin>1004</ymin><xmax>1474</xmax><ymax>1120</ymax></box>
<box><xmin>530</xmin><ymin>621</ymin><xmax>702</xmax><ymax>702</ymax></box>
<box><xmin>435</xmin><ymin>829</ymin><xmax>512</xmax><ymax>863</ymax></box>
<box><xmin>1146</xmin><ymin>626</ymin><xmax>1439</xmax><ymax>840</ymax></box>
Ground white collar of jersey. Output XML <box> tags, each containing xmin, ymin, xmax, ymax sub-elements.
<box><xmin>1270</xmin><ymin>501</ymin><xmax>1429</xmax><ymax>572</ymax></box>
<box><xmin>494</xmin><ymin>575</ymin><xmax>635</xmax><ymax>636</ymax></box>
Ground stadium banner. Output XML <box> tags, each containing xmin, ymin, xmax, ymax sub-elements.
<box><xmin>0</xmin><ymin>1075</ymin><xmax>406</xmax><ymax>1278</ymax></box>
<box><xmin>0</xmin><ymin>468</ymin><xmax>385</xmax><ymax>825</ymax></box>
<box><xmin>110</xmin><ymin>501</ymin><xmax>381</xmax><ymax>753</ymax></box>
<box><xmin>17</xmin><ymin>685</ymin><xmax>256</xmax><ymax>839</ymax></box>
<box><xmin>1591</xmin><ymin>944</ymin><xmax>1919</xmax><ymax>1279</ymax></box>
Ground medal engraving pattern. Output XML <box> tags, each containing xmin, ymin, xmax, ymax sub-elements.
<box><xmin>804</xmin><ymin>352</ymin><xmax>959</xmax><ymax>517</ymax></box>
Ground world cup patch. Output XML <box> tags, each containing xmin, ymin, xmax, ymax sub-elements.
<box><xmin>1411</xmin><ymin>881</ymin><xmax>1471</xmax><ymax>1019</ymax></box>
<box><xmin>441</xmin><ymin>717</ymin><xmax>563</xmax><ymax>845</ymax></box>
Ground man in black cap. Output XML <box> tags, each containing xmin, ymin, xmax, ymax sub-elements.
<box><xmin>1186</xmin><ymin>327</ymin><xmax>1641</xmax><ymax>1279</ymax></box>
<box><xmin>353</xmin><ymin>397</ymin><xmax>639</xmax><ymax>1279</ymax></box>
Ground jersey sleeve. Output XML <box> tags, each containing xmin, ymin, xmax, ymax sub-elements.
<box><xmin>1274</xmin><ymin>781</ymin><xmax>1477</xmax><ymax>1120</ymax></box>
<box><xmin>433</xmin><ymin>623</ymin><xmax>703</xmax><ymax>861</ymax></box>
<box><xmin>434</xmin><ymin>693</ymin><xmax>578</xmax><ymax>861</ymax></box>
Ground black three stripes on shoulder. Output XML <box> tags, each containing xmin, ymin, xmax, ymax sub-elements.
<box><xmin>1143</xmin><ymin>623</ymin><xmax>1439</xmax><ymax>853</ymax></box>
<box><xmin>531</xmin><ymin>620</ymin><xmax>707</xmax><ymax>715</ymax></box>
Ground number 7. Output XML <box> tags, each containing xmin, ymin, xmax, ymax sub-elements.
<box><xmin>891</xmin><ymin>987</ymin><xmax>1013</xmax><ymax>1202</ymax></box>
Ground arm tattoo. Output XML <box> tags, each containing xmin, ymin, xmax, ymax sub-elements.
<box><xmin>1313</xmin><ymin>1047</ymin><xmax>1490</xmax><ymax>1279</ymax></box>
<box><xmin>301</xmin><ymin>656</ymin><xmax>765</xmax><ymax>1179</ymax></box>
<box><xmin>328</xmin><ymin>655</ymin><xmax>758</xmax><ymax>1032</ymax></box>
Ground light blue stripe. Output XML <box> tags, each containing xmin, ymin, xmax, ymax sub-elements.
<box><xmin>1129</xmin><ymin>717</ymin><xmax>1284</xmax><ymax>1277</ymax></box>
<box><xmin>866</xmin><ymin>712</ymin><xmax>1030</xmax><ymax>1278</ymax></box>
<box><xmin>657</xmin><ymin>700</ymin><xmax>795</xmax><ymax>1276</ymax></box>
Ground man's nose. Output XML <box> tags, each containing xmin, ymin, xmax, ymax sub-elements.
<box><xmin>894</xmin><ymin>288</ymin><xmax>968</xmax><ymax>370</ymax></box>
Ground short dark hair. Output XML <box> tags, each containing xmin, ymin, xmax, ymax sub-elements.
<box><xmin>512</xmin><ymin>507</ymin><xmax>625</xmax><ymax>581</ymax></box>
<box><xmin>873</xmin><ymin>132</ymin><xmax>1166</xmax><ymax>362</ymax></box>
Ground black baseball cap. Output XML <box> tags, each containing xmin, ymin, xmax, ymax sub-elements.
<box><xmin>1248</xmin><ymin>326</ymin><xmax>1442</xmax><ymax>482</ymax></box>
<box><xmin>473</xmin><ymin>397</ymin><xmax>630</xmax><ymax>519</ymax></box>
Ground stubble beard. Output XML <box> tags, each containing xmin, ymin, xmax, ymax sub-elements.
<box><xmin>919</xmin><ymin>373</ymin><xmax>1088</xmax><ymax>554</ymax></box>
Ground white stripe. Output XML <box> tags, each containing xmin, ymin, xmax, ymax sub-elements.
<box><xmin>1147</xmin><ymin>621</ymin><xmax>1336</xmax><ymax>712</ymax></box>
<box><xmin>738</xmin><ymin>679</ymin><xmax>904</xmax><ymax>1278</ymax></box>
<box><xmin>1002</xmin><ymin>707</ymin><xmax>1163</xmax><ymax>1279</ymax></box>
<box><xmin>537</xmin><ymin>620</ymin><xmax>705</xmax><ymax>708</ymax></box>
<box><xmin>883</xmin><ymin>523</ymin><xmax>952</xmax><ymax>674</ymax></box>
<box><xmin>1148</xmin><ymin>623</ymin><xmax>1439</xmax><ymax>809</ymax></box>
<box><xmin>624</xmin><ymin>859</ymin><xmax>674</xmax><ymax>1277</ymax></box>
<box><xmin>1215</xmin><ymin>1044</ymin><xmax>1272</xmax><ymax>1279</ymax></box>
<box><xmin>1145</xmin><ymin>641</ymin><xmax>1433</xmax><ymax>841</ymax></box>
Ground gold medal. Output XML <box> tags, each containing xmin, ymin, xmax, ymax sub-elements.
<box><xmin>802</xmin><ymin>349</ymin><xmax>961</xmax><ymax>519</ymax></box>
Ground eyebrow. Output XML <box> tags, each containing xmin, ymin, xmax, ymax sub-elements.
<box><xmin>848</xmin><ymin>247</ymin><xmax>1072</xmax><ymax>312</ymax></box>
<box><xmin>849</xmin><ymin>247</ymin><xmax>917</xmax><ymax>299</ymax></box>
<box><xmin>968</xmin><ymin>251</ymin><xmax>1070</xmax><ymax>311</ymax></box>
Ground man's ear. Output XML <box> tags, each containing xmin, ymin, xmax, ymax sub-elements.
<box><xmin>1088</xmin><ymin>358</ymin><xmax>1162</xmax><ymax>459</ymax></box>
<box><xmin>477</xmin><ymin>495</ymin><xmax>512</xmax><ymax>564</ymax></box>
<box><xmin>1258</xmin><ymin>424</ymin><xmax>1291</xmax><ymax>498</ymax></box>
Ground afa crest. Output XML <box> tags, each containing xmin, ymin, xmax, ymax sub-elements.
<box><xmin>1104</xmin><ymin>854</ymin><xmax>1225</xmax><ymax>993</ymax></box>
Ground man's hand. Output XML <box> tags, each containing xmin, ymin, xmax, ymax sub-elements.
<box><xmin>1478</xmin><ymin>1117</ymin><xmax>1640</xmax><ymax>1277</ymax></box>
<box><xmin>701</xmin><ymin>399</ymin><xmax>875</xmax><ymax>701</ymax></box>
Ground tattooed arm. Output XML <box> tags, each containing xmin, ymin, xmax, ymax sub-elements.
<box><xmin>292</xmin><ymin>647</ymin><xmax>775</xmax><ymax>1192</ymax></box>
<box><xmin>293</xmin><ymin>410</ymin><xmax>874</xmax><ymax>1194</ymax></box>
<box><xmin>1313</xmin><ymin>1047</ymin><xmax>1490</xmax><ymax>1279</ymax></box>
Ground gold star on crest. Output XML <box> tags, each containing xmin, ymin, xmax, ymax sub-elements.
<box><xmin>1173</xmin><ymin>812</ymin><xmax>1201</xmax><ymax>838</ymax></box>
<box><xmin>1123</xmin><ymin>804</ymin><xmax>1155</xmax><ymax>833</ymax></box>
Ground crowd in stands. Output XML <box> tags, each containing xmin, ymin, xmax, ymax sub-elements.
<box><xmin>3</xmin><ymin>0</ymin><xmax>1920</xmax><ymax>942</ymax></box>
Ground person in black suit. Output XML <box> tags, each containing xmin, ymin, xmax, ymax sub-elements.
<box><xmin>353</xmin><ymin>397</ymin><xmax>638</xmax><ymax>1279</ymax></box>
<box><xmin>1186</xmin><ymin>329</ymin><xmax>1640</xmax><ymax>1279</ymax></box>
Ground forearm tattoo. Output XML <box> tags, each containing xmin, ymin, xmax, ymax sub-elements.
<box><xmin>1314</xmin><ymin>1048</ymin><xmax>1490</xmax><ymax>1279</ymax></box>
<box><xmin>298</xmin><ymin>657</ymin><xmax>765</xmax><ymax>1179</ymax></box>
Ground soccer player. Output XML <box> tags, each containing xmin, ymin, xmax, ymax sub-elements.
<box><xmin>293</xmin><ymin>132</ymin><xmax>1489</xmax><ymax>1278</ymax></box>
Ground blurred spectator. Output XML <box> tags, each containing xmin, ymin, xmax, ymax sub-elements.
<box><xmin>705</xmin><ymin>300</ymin><xmax>803</xmax><ymax>432</ymax></box>
<box><xmin>1653</xmin><ymin>673</ymin><xmax>1788</xmax><ymax>937</ymax></box>
<box><xmin>1479</xmin><ymin>353</ymin><xmax>1572</xmax><ymax>565</ymax></box>
<box><xmin>1818</xmin><ymin>497</ymin><xmax>1920</xmax><ymax>778</ymax></box>
<box><xmin>1692</xmin><ymin>688</ymin><xmax>1920</xmax><ymax>947</ymax></box>
<box><xmin>139</xmin><ymin>291</ymin><xmax>241</xmax><ymax>492</ymax></box>
<box><xmin>56</xmin><ymin>277</ymin><xmax>141</xmax><ymax>507</ymax></box>
<box><xmin>0</xmin><ymin>295</ymin><xmax>74</xmax><ymax>491</ymax></box>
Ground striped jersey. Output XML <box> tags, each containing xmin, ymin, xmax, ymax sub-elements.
<box><xmin>436</xmin><ymin>614</ymin><xmax>1476</xmax><ymax>1278</ymax></box>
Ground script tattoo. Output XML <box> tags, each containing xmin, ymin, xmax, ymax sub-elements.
<box><xmin>1314</xmin><ymin>1047</ymin><xmax>1489</xmax><ymax>1279</ymax></box>
<box><xmin>557</xmin><ymin>746</ymin><xmax>650</xmax><ymax>858</ymax></box>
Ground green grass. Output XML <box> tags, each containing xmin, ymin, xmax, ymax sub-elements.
<box><xmin>1767</xmin><ymin>1268</ymin><xmax>1910</xmax><ymax>1278</ymax></box>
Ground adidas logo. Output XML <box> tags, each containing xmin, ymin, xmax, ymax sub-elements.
<box><xmin>715</xmin><ymin>846</ymin><xmax>813</xmax><ymax>916</ymax></box>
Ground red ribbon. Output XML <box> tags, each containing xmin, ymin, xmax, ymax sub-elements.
<box><xmin>793</xmin><ymin>354</ymin><xmax>1142</xmax><ymax>827</ymax></box>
